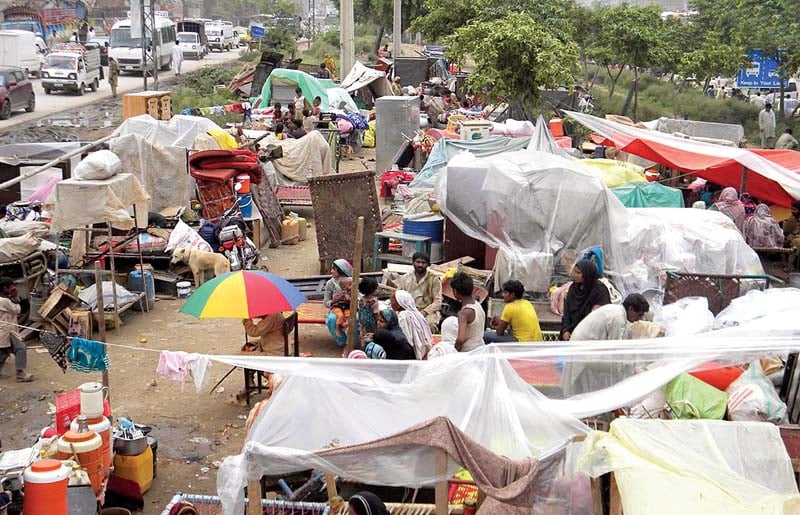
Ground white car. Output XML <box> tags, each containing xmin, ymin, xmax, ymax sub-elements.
<box><xmin>177</xmin><ymin>32</ymin><xmax>205</xmax><ymax>59</ymax></box>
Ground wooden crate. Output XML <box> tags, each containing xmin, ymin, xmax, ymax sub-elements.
<box><xmin>122</xmin><ymin>91</ymin><xmax>172</xmax><ymax>121</ymax></box>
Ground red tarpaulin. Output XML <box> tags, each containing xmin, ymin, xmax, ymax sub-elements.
<box><xmin>570</xmin><ymin>112</ymin><xmax>800</xmax><ymax>207</ymax></box>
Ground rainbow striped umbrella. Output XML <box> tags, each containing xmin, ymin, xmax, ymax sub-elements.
<box><xmin>179</xmin><ymin>270</ymin><xmax>307</xmax><ymax>319</ymax></box>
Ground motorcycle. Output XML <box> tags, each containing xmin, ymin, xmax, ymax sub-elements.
<box><xmin>215</xmin><ymin>206</ymin><xmax>262</xmax><ymax>271</ymax></box>
<box><xmin>578</xmin><ymin>94</ymin><xmax>595</xmax><ymax>115</ymax></box>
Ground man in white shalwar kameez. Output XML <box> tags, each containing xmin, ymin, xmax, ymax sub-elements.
<box><xmin>171</xmin><ymin>40</ymin><xmax>184</xmax><ymax>76</ymax></box>
<box><xmin>560</xmin><ymin>294</ymin><xmax>650</xmax><ymax>396</ymax></box>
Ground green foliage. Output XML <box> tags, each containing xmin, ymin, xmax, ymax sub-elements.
<box><xmin>355</xmin><ymin>0</ymin><xmax>426</xmax><ymax>30</ymax></box>
<box><xmin>598</xmin><ymin>5</ymin><xmax>665</xmax><ymax>69</ymax></box>
<box><xmin>446</xmin><ymin>12</ymin><xmax>578</xmax><ymax>107</ymax></box>
<box><xmin>183</xmin><ymin>67</ymin><xmax>238</xmax><ymax>96</ymax></box>
<box><xmin>679</xmin><ymin>34</ymin><xmax>744</xmax><ymax>84</ymax></box>
<box><xmin>411</xmin><ymin>0</ymin><xmax>576</xmax><ymax>43</ymax></box>
<box><xmin>297</xmin><ymin>29</ymin><xmax>376</xmax><ymax>68</ymax></box>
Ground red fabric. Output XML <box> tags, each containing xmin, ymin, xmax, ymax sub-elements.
<box><xmin>189</xmin><ymin>150</ymin><xmax>263</xmax><ymax>184</ymax></box>
<box><xmin>689</xmin><ymin>362</ymin><xmax>744</xmax><ymax>391</ymax></box>
<box><xmin>189</xmin><ymin>168</ymin><xmax>238</xmax><ymax>183</ymax></box>
<box><xmin>379</xmin><ymin>171</ymin><xmax>415</xmax><ymax>197</ymax></box>
<box><xmin>591</xmin><ymin>131</ymin><xmax>800</xmax><ymax>207</ymax></box>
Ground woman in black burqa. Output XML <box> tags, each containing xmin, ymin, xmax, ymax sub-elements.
<box><xmin>560</xmin><ymin>259</ymin><xmax>611</xmax><ymax>341</ymax></box>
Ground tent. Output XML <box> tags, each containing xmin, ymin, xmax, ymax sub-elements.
<box><xmin>214</xmin><ymin>290</ymin><xmax>800</xmax><ymax>514</ymax></box>
<box><xmin>255</xmin><ymin>68</ymin><xmax>332</xmax><ymax>110</ymax></box>
<box><xmin>437</xmin><ymin>148</ymin><xmax>762</xmax><ymax>297</ymax></box>
<box><xmin>566</xmin><ymin>111</ymin><xmax>800</xmax><ymax>207</ymax></box>
<box><xmin>612</xmin><ymin>180</ymin><xmax>685</xmax><ymax>208</ymax></box>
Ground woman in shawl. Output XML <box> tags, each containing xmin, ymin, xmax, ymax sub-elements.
<box><xmin>348</xmin><ymin>491</ymin><xmax>389</xmax><ymax>515</ymax></box>
<box><xmin>427</xmin><ymin>316</ymin><xmax>458</xmax><ymax>359</ymax></box>
<box><xmin>711</xmin><ymin>187</ymin><xmax>746</xmax><ymax>231</ymax></box>
<box><xmin>560</xmin><ymin>260</ymin><xmax>611</xmax><ymax>341</ymax></box>
<box><xmin>391</xmin><ymin>290</ymin><xmax>433</xmax><ymax>359</ymax></box>
<box><xmin>744</xmin><ymin>203</ymin><xmax>785</xmax><ymax>248</ymax></box>
<box><xmin>372</xmin><ymin>308</ymin><xmax>416</xmax><ymax>360</ymax></box>
<box><xmin>325</xmin><ymin>258</ymin><xmax>353</xmax><ymax>345</ymax></box>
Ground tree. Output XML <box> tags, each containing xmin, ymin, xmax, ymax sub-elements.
<box><xmin>680</xmin><ymin>34</ymin><xmax>743</xmax><ymax>93</ymax></box>
<box><xmin>596</xmin><ymin>5</ymin><xmax>665</xmax><ymax>120</ymax></box>
<box><xmin>411</xmin><ymin>0</ymin><xmax>577</xmax><ymax>43</ymax></box>
<box><xmin>570</xmin><ymin>5</ymin><xmax>604</xmax><ymax>86</ymax></box>
<box><xmin>445</xmin><ymin>12</ymin><xmax>578</xmax><ymax>118</ymax></box>
<box><xmin>353</xmin><ymin>0</ymin><xmax>427</xmax><ymax>54</ymax></box>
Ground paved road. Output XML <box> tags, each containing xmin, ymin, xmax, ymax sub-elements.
<box><xmin>0</xmin><ymin>48</ymin><xmax>243</xmax><ymax>132</ymax></box>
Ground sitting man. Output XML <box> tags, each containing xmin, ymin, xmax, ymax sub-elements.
<box><xmin>395</xmin><ymin>252</ymin><xmax>442</xmax><ymax>332</ymax></box>
<box><xmin>484</xmin><ymin>280</ymin><xmax>542</xmax><ymax>343</ymax></box>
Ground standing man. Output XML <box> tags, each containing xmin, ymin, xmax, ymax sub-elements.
<box><xmin>396</xmin><ymin>252</ymin><xmax>442</xmax><ymax>332</ymax></box>
<box><xmin>317</xmin><ymin>62</ymin><xmax>331</xmax><ymax>79</ymax></box>
<box><xmin>171</xmin><ymin>40</ymin><xmax>183</xmax><ymax>76</ymax></box>
<box><xmin>0</xmin><ymin>277</ymin><xmax>33</xmax><ymax>382</ymax></box>
<box><xmin>88</xmin><ymin>26</ymin><xmax>96</xmax><ymax>40</ymax></box>
<box><xmin>759</xmin><ymin>102</ymin><xmax>777</xmax><ymax>149</ymax></box>
<box><xmin>484</xmin><ymin>280</ymin><xmax>542</xmax><ymax>343</ymax></box>
<box><xmin>108</xmin><ymin>57</ymin><xmax>119</xmax><ymax>97</ymax></box>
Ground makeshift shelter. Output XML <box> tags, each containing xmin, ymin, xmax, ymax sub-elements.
<box><xmin>256</xmin><ymin>69</ymin><xmax>332</xmax><ymax>110</ymax></box>
<box><xmin>339</xmin><ymin>61</ymin><xmax>392</xmax><ymax>106</ymax></box>
<box><xmin>566</xmin><ymin>111</ymin><xmax>800</xmax><ymax>207</ymax></box>
<box><xmin>213</xmin><ymin>290</ymin><xmax>800</xmax><ymax>514</ymax></box>
<box><xmin>612</xmin><ymin>181</ymin><xmax>685</xmax><ymax>208</ymax></box>
<box><xmin>437</xmin><ymin>148</ymin><xmax>762</xmax><ymax>296</ymax></box>
<box><xmin>410</xmin><ymin>136</ymin><xmax>530</xmax><ymax>189</ymax></box>
<box><xmin>261</xmin><ymin>131</ymin><xmax>333</xmax><ymax>185</ymax></box>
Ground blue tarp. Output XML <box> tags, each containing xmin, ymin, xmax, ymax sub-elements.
<box><xmin>410</xmin><ymin>136</ymin><xmax>530</xmax><ymax>188</ymax></box>
<box><xmin>611</xmin><ymin>181</ymin><xmax>685</xmax><ymax>208</ymax></box>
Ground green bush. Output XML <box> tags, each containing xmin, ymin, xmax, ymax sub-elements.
<box><xmin>182</xmin><ymin>67</ymin><xmax>237</xmax><ymax>96</ymax></box>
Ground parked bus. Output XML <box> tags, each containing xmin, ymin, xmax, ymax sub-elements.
<box><xmin>108</xmin><ymin>15</ymin><xmax>176</xmax><ymax>73</ymax></box>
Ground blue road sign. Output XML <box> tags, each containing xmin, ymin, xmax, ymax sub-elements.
<box><xmin>250</xmin><ymin>25</ymin><xmax>265</xmax><ymax>39</ymax></box>
<box><xmin>738</xmin><ymin>50</ymin><xmax>786</xmax><ymax>89</ymax></box>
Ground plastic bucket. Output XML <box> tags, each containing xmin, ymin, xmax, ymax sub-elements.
<box><xmin>177</xmin><ymin>281</ymin><xmax>192</xmax><ymax>298</ymax></box>
<box><xmin>234</xmin><ymin>174</ymin><xmax>251</xmax><ymax>194</ymax></box>
<box><xmin>237</xmin><ymin>193</ymin><xmax>253</xmax><ymax>218</ymax></box>
<box><xmin>549</xmin><ymin>117</ymin><xmax>564</xmax><ymax>137</ymax></box>
<box><xmin>23</xmin><ymin>459</ymin><xmax>69</xmax><ymax>515</ymax></box>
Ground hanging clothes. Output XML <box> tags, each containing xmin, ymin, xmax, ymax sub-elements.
<box><xmin>67</xmin><ymin>338</ymin><xmax>110</xmax><ymax>373</ymax></box>
<box><xmin>40</xmin><ymin>332</ymin><xmax>69</xmax><ymax>373</ymax></box>
<box><xmin>156</xmin><ymin>350</ymin><xmax>211</xmax><ymax>393</ymax></box>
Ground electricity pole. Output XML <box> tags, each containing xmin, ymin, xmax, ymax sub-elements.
<box><xmin>393</xmin><ymin>0</ymin><xmax>400</xmax><ymax>58</ymax></box>
<box><xmin>340</xmin><ymin>0</ymin><xmax>354</xmax><ymax>76</ymax></box>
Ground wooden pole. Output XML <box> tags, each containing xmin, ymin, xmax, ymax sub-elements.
<box><xmin>345</xmin><ymin>216</ymin><xmax>364</xmax><ymax>353</ymax></box>
<box><xmin>434</xmin><ymin>449</ymin><xmax>449</xmax><ymax>515</ymax></box>
<box><xmin>94</xmin><ymin>262</ymin><xmax>109</xmax><ymax>399</ymax></box>
<box><xmin>247</xmin><ymin>479</ymin><xmax>261</xmax><ymax>515</ymax></box>
<box><xmin>106</xmin><ymin>224</ymin><xmax>121</xmax><ymax>335</ymax></box>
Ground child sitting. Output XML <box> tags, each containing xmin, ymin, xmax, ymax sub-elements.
<box><xmin>330</xmin><ymin>277</ymin><xmax>353</xmax><ymax>339</ymax></box>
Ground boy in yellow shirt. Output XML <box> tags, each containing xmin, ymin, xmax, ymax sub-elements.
<box><xmin>484</xmin><ymin>280</ymin><xmax>542</xmax><ymax>343</ymax></box>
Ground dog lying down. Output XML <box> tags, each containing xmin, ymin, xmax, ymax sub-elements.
<box><xmin>170</xmin><ymin>247</ymin><xmax>230</xmax><ymax>286</ymax></box>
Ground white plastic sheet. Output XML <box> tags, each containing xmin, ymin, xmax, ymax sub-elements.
<box><xmin>112</xmin><ymin>114</ymin><xmax>223</xmax><ymax>150</ymax></box>
<box><xmin>436</xmin><ymin>147</ymin><xmax>763</xmax><ymax>297</ymax></box>
<box><xmin>578</xmin><ymin>418</ymin><xmax>800</xmax><ymax>515</ymax></box>
<box><xmin>213</xmin><ymin>289</ymin><xmax>800</xmax><ymax>514</ymax></box>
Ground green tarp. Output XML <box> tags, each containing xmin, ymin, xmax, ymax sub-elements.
<box><xmin>611</xmin><ymin>180</ymin><xmax>685</xmax><ymax>208</ymax></box>
<box><xmin>255</xmin><ymin>68</ymin><xmax>332</xmax><ymax>109</ymax></box>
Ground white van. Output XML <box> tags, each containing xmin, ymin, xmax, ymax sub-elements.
<box><xmin>0</xmin><ymin>30</ymin><xmax>45</xmax><ymax>77</ymax></box>
<box><xmin>205</xmin><ymin>21</ymin><xmax>234</xmax><ymax>51</ymax></box>
<box><xmin>177</xmin><ymin>31</ymin><xmax>204</xmax><ymax>59</ymax></box>
<box><xmin>41</xmin><ymin>45</ymin><xmax>102</xmax><ymax>95</ymax></box>
<box><xmin>109</xmin><ymin>15</ymin><xmax>177</xmax><ymax>72</ymax></box>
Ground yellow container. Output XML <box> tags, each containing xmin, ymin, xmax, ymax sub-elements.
<box><xmin>112</xmin><ymin>446</ymin><xmax>153</xmax><ymax>494</ymax></box>
<box><xmin>281</xmin><ymin>218</ymin><xmax>299</xmax><ymax>243</ymax></box>
<box><xmin>295</xmin><ymin>217</ymin><xmax>307</xmax><ymax>241</ymax></box>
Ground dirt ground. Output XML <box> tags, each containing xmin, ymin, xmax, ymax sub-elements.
<box><xmin>0</xmin><ymin>86</ymin><xmax>380</xmax><ymax>512</ymax></box>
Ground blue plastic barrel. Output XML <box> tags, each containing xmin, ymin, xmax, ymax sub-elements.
<box><xmin>128</xmin><ymin>269</ymin><xmax>155</xmax><ymax>311</ymax></box>
<box><xmin>237</xmin><ymin>193</ymin><xmax>253</xmax><ymax>218</ymax></box>
<box><xmin>403</xmin><ymin>215</ymin><xmax>444</xmax><ymax>242</ymax></box>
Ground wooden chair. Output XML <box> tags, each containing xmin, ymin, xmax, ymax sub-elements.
<box><xmin>242</xmin><ymin>312</ymin><xmax>300</xmax><ymax>406</ymax></box>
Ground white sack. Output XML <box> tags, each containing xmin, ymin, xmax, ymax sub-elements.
<box><xmin>73</xmin><ymin>150</ymin><xmax>121</xmax><ymax>181</ymax></box>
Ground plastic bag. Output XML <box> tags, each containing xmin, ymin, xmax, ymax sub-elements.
<box><xmin>654</xmin><ymin>297</ymin><xmax>714</xmax><ymax>336</ymax></box>
<box><xmin>165</xmin><ymin>219</ymin><xmax>213</xmax><ymax>253</ymax></box>
<box><xmin>726</xmin><ymin>361</ymin><xmax>787</xmax><ymax>424</ymax></box>
<box><xmin>73</xmin><ymin>150</ymin><xmax>121</xmax><ymax>181</ymax></box>
<box><xmin>79</xmin><ymin>281</ymin><xmax>141</xmax><ymax>310</ymax></box>
<box><xmin>0</xmin><ymin>233</ymin><xmax>40</xmax><ymax>263</ymax></box>
<box><xmin>664</xmin><ymin>373</ymin><xmax>728</xmax><ymax>420</ymax></box>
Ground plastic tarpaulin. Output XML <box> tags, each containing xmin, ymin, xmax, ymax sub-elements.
<box><xmin>436</xmin><ymin>148</ymin><xmax>762</xmax><ymax>296</ymax></box>
<box><xmin>580</xmin><ymin>159</ymin><xmax>646</xmax><ymax>188</ymax></box>
<box><xmin>409</xmin><ymin>136</ymin><xmax>530</xmax><ymax>188</ymax></box>
<box><xmin>339</xmin><ymin>60</ymin><xmax>392</xmax><ymax>97</ymax></box>
<box><xmin>325</xmin><ymin>87</ymin><xmax>359</xmax><ymax>113</ymax></box>
<box><xmin>256</xmin><ymin>69</ymin><xmax>332</xmax><ymax>110</ymax></box>
<box><xmin>612</xmin><ymin>181</ymin><xmax>685</xmax><ymax>208</ymax></box>
<box><xmin>109</xmin><ymin>133</ymin><xmax>191</xmax><ymax>212</ymax></box>
<box><xmin>111</xmin><ymin>115</ymin><xmax>223</xmax><ymax>149</ymax></box>
<box><xmin>47</xmin><ymin>173</ymin><xmax>149</xmax><ymax>232</ymax></box>
<box><xmin>260</xmin><ymin>131</ymin><xmax>332</xmax><ymax>184</ymax></box>
<box><xmin>566</xmin><ymin>111</ymin><xmax>800</xmax><ymax>207</ymax></box>
<box><xmin>646</xmin><ymin>116</ymin><xmax>745</xmax><ymax>145</ymax></box>
<box><xmin>579</xmin><ymin>418</ymin><xmax>800</xmax><ymax>515</ymax></box>
<box><xmin>213</xmin><ymin>289</ymin><xmax>800</xmax><ymax>514</ymax></box>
